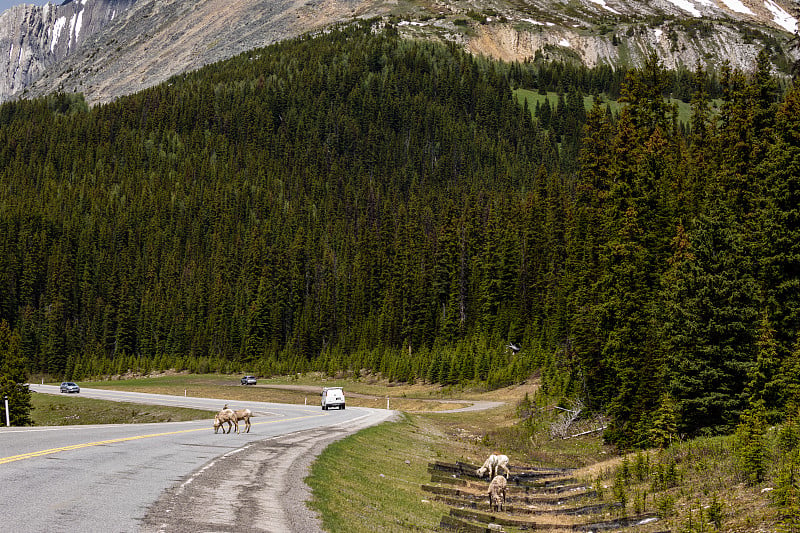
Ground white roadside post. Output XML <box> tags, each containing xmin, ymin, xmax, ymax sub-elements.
<box><xmin>4</xmin><ymin>395</ymin><xmax>9</xmax><ymax>427</ymax></box>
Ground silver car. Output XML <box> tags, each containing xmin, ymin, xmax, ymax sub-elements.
<box><xmin>60</xmin><ymin>382</ymin><xmax>80</xmax><ymax>393</ymax></box>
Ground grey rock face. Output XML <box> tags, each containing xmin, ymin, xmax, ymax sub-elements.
<box><xmin>0</xmin><ymin>0</ymin><xmax>136</xmax><ymax>101</ymax></box>
<box><xmin>14</xmin><ymin>0</ymin><xmax>373</xmax><ymax>105</ymax></box>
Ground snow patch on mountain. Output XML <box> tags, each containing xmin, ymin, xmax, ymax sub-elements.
<box><xmin>51</xmin><ymin>16</ymin><xmax>66</xmax><ymax>53</ymax></box>
<box><xmin>665</xmin><ymin>0</ymin><xmax>701</xmax><ymax>17</ymax></box>
<box><xmin>75</xmin><ymin>8</ymin><xmax>84</xmax><ymax>44</ymax></box>
<box><xmin>588</xmin><ymin>0</ymin><xmax>620</xmax><ymax>15</ymax></box>
<box><xmin>764</xmin><ymin>0</ymin><xmax>797</xmax><ymax>33</ymax></box>
<box><xmin>719</xmin><ymin>0</ymin><xmax>753</xmax><ymax>15</ymax></box>
<box><xmin>521</xmin><ymin>18</ymin><xmax>553</xmax><ymax>26</ymax></box>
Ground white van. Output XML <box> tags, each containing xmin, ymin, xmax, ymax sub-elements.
<box><xmin>321</xmin><ymin>387</ymin><xmax>345</xmax><ymax>410</ymax></box>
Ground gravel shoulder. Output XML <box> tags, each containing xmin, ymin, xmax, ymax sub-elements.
<box><xmin>140</xmin><ymin>409</ymin><xmax>397</xmax><ymax>533</ymax></box>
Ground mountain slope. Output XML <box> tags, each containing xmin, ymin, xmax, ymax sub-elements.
<box><xmin>0</xmin><ymin>0</ymin><xmax>797</xmax><ymax>105</ymax></box>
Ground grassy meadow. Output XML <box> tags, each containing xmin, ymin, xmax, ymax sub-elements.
<box><xmin>30</xmin><ymin>391</ymin><xmax>213</xmax><ymax>426</ymax></box>
<box><xmin>513</xmin><ymin>88</ymin><xmax>722</xmax><ymax>125</ymax></box>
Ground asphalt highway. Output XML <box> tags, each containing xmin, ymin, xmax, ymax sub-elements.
<box><xmin>1</xmin><ymin>385</ymin><xmax>396</xmax><ymax>532</ymax></box>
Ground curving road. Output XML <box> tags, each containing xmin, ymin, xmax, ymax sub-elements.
<box><xmin>1</xmin><ymin>385</ymin><xmax>396</xmax><ymax>532</ymax></box>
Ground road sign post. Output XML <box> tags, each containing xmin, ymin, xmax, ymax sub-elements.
<box><xmin>4</xmin><ymin>396</ymin><xmax>9</xmax><ymax>427</ymax></box>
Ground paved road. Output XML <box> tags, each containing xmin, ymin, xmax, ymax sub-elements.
<box><xmin>248</xmin><ymin>383</ymin><xmax>505</xmax><ymax>413</ymax></box>
<box><xmin>1</xmin><ymin>385</ymin><xmax>396</xmax><ymax>532</ymax></box>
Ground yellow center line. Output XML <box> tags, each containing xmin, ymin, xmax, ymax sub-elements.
<box><xmin>0</xmin><ymin>413</ymin><xmax>325</xmax><ymax>465</ymax></box>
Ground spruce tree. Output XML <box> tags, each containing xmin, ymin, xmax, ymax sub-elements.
<box><xmin>734</xmin><ymin>398</ymin><xmax>768</xmax><ymax>485</ymax></box>
<box><xmin>756</xmin><ymin>85</ymin><xmax>800</xmax><ymax>393</ymax></box>
<box><xmin>568</xmin><ymin>99</ymin><xmax>615</xmax><ymax>410</ymax></box>
<box><xmin>662</xmin><ymin>204</ymin><xmax>758</xmax><ymax>436</ymax></box>
<box><xmin>649</xmin><ymin>392</ymin><xmax>678</xmax><ymax>449</ymax></box>
<box><xmin>598</xmin><ymin>206</ymin><xmax>655</xmax><ymax>447</ymax></box>
<box><xmin>746</xmin><ymin>313</ymin><xmax>782</xmax><ymax>422</ymax></box>
<box><xmin>0</xmin><ymin>320</ymin><xmax>33</xmax><ymax>426</ymax></box>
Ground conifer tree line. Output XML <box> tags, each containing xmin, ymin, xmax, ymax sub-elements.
<box><xmin>0</xmin><ymin>21</ymin><xmax>799</xmax><ymax>445</ymax></box>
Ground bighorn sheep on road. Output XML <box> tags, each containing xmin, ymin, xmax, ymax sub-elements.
<box><xmin>232</xmin><ymin>408</ymin><xmax>252</xmax><ymax>433</ymax></box>
<box><xmin>214</xmin><ymin>408</ymin><xmax>238</xmax><ymax>434</ymax></box>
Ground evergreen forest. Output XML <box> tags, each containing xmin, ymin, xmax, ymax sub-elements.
<box><xmin>2</xmin><ymin>20</ymin><xmax>800</xmax><ymax>447</ymax></box>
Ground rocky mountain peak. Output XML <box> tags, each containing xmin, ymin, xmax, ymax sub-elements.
<box><xmin>0</xmin><ymin>0</ymin><xmax>797</xmax><ymax>106</ymax></box>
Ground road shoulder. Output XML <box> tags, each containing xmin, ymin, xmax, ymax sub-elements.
<box><xmin>141</xmin><ymin>410</ymin><xmax>397</xmax><ymax>532</ymax></box>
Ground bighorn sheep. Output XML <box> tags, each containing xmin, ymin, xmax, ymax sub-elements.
<box><xmin>232</xmin><ymin>408</ymin><xmax>252</xmax><ymax>433</ymax></box>
<box><xmin>213</xmin><ymin>408</ymin><xmax>238</xmax><ymax>434</ymax></box>
<box><xmin>476</xmin><ymin>453</ymin><xmax>510</xmax><ymax>479</ymax></box>
<box><xmin>488</xmin><ymin>475</ymin><xmax>507</xmax><ymax>512</ymax></box>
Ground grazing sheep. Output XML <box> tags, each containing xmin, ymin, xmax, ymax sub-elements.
<box><xmin>488</xmin><ymin>475</ymin><xmax>507</xmax><ymax>512</ymax></box>
<box><xmin>476</xmin><ymin>453</ymin><xmax>510</xmax><ymax>479</ymax></box>
<box><xmin>232</xmin><ymin>408</ymin><xmax>252</xmax><ymax>433</ymax></box>
<box><xmin>213</xmin><ymin>408</ymin><xmax>238</xmax><ymax>434</ymax></box>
